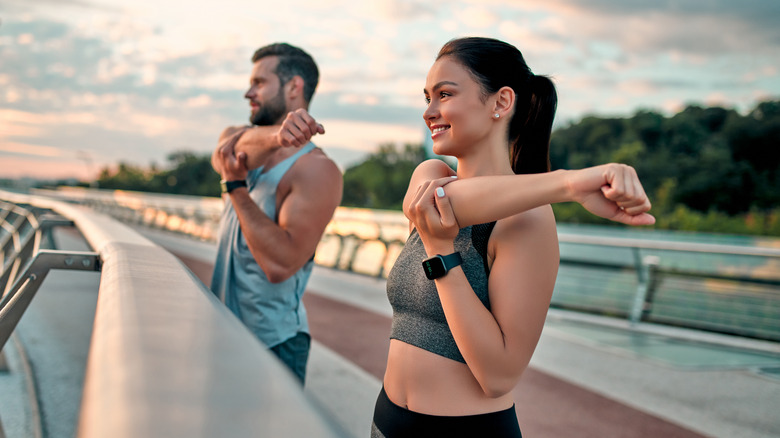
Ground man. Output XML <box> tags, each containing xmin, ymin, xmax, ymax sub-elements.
<box><xmin>210</xmin><ymin>43</ymin><xmax>343</xmax><ymax>384</ymax></box>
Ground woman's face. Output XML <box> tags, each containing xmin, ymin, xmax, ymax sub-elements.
<box><xmin>423</xmin><ymin>56</ymin><xmax>495</xmax><ymax>157</ymax></box>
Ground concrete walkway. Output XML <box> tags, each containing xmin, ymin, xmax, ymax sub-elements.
<box><xmin>155</xmin><ymin>227</ymin><xmax>780</xmax><ymax>438</ymax></box>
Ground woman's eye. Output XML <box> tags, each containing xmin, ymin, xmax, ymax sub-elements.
<box><xmin>440</xmin><ymin>91</ymin><xmax>450</xmax><ymax>99</ymax></box>
<box><xmin>424</xmin><ymin>96</ymin><xmax>431</xmax><ymax>104</ymax></box>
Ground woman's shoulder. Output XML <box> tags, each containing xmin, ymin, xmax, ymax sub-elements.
<box><xmin>412</xmin><ymin>159</ymin><xmax>456</xmax><ymax>179</ymax></box>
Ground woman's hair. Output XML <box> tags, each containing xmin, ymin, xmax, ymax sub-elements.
<box><xmin>437</xmin><ymin>37</ymin><xmax>557</xmax><ymax>174</ymax></box>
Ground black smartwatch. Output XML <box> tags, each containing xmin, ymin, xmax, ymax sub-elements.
<box><xmin>422</xmin><ymin>252</ymin><xmax>462</xmax><ymax>280</ymax></box>
<box><xmin>220</xmin><ymin>179</ymin><xmax>247</xmax><ymax>194</ymax></box>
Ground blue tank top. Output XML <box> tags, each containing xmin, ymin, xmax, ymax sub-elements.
<box><xmin>210</xmin><ymin>143</ymin><xmax>316</xmax><ymax>348</ymax></box>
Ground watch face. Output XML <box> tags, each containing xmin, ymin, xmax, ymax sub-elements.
<box><xmin>422</xmin><ymin>256</ymin><xmax>446</xmax><ymax>280</ymax></box>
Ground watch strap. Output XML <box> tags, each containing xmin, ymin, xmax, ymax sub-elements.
<box><xmin>440</xmin><ymin>252</ymin><xmax>463</xmax><ymax>271</ymax></box>
<box><xmin>221</xmin><ymin>179</ymin><xmax>247</xmax><ymax>194</ymax></box>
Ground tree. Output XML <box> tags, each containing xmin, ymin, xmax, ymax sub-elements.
<box><xmin>341</xmin><ymin>142</ymin><xmax>428</xmax><ymax>210</ymax></box>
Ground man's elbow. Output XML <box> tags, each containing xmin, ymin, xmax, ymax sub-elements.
<box><xmin>264</xmin><ymin>264</ymin><xmax>298</xmax><ymax>284</ymax></box>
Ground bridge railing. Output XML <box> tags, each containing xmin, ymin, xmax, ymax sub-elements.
<box><xmin>33</xmin><ymin>187</ymin><xmax>780</xmax><ymax>342</ymax></box>
<box><xmin>0</xmin><ymin>190</ymin><xmax>341</xmax><ymax>438</ymax></box>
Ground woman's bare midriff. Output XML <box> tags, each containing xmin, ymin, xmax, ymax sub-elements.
<box><xmin>383</xmin><ymin>339</ymin><xmax>515</xmax><ymax>416</ymax></box>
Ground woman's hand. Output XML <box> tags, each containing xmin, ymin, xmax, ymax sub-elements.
<box><xmin>566</xmin><ymin>164</ymin><xmax>655</xmax><ymax>226</ymax></box>
<box><xmin>405</xmin><ymin>176</ymin><xmax>460</xmax><ymax>255</ymax></box>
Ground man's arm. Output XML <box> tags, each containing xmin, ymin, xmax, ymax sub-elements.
<box><xmin>220</xmin><ymin>110</ymin><xmax>325</xmax><ymax>170</ymax></box>
<box><xmin>212</xmin><ymin>126</ymin><xmax>249</xmax><ymax>176</ymax></box>
<box><xmin>212</xmin><ymin>110</ymin><xmax>338</xmax><ymax>283</ymax></box>
<box><xmin>228</xmin><ymin>152</ymin><xmax>343</xmax><ymax>283</ymax></box>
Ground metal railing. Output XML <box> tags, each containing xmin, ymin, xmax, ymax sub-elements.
<box><xmin>0</xmin><ymin>190</ymin><xmax>341</xmax><ymax>438</ymax></box>
<box><xmin>31</xmin><ymin>187</ymin><xmax>780</xmax><ymax>342</ymax></box>
<box><xmin>552</xmin><ymin>233</ymin><xmax>780</xmax><ymax>340</ymax></box>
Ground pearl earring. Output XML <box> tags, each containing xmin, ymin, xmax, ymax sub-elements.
<box><xmin>494</xmin><ymin>113</ymin><xmax>500</xmax><ymax>119</ymax></box>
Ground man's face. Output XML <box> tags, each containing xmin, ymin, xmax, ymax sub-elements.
<box><xmin>245</xmin><ymin>56</ymin><xmax>288</xmax><ymax>126</ymax></box>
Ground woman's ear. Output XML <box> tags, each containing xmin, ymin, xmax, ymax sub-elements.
<box><xmin>493</xmin><ymin>86</ymin><xmax>515</xmax><ymax>118</ymax></box>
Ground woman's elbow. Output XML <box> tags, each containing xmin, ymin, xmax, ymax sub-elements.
<box><xmin>479</xmin><ymin>374</ymin><xmax>519</xmax><ymax>399</ymax></box>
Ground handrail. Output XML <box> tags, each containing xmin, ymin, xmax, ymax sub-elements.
<box><xmin>0</xmin><ymin>190</ymin><xmax>341</xmax><ymax>438</ymax></box>
<box><xmin>557</xmin><ymin>232</ymin><xmax>780</xmax><ymax>258</ymax></box>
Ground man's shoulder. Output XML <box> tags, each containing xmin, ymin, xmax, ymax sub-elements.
<box><xmin>279</xmin><ymin>146</ymin><xmax>342</xmax><ymax>193</ymax></box>
<box><xmin>295</xmin><ymin>146</ymin><xmax>341</xmax><ymax>177</ymax></box>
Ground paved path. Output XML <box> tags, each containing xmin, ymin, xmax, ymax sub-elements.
<box><xmin>161</xmin><ymin>228</ymin><xmax>780</xmax><ymax>438</ymax></box>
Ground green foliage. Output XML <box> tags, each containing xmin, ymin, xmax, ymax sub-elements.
<box><xmin>96</xmin><ymin>151</ymin><xmax>221</xmax><ymax>197</ymax></box>
<box><xmin>341</xmin><ymin>142</ymin><xmax>428</xmax><ymax>210</ymax></box>
<box><xmin>550</xmin><ymin>100</ymin><xmax>780</xmax><ymax>235</ymax></box>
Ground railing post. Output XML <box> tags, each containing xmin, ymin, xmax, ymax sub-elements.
<box><xmin>0</xmin><ymin>250</ymin><xmax>100</xmax><ymax>350</ymax></box>
<box><xmin>629</xmin><ymin>252</ymin><xmax>661</xmax><ymax>325</ymax></box>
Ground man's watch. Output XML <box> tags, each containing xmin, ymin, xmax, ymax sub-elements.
<box><xmin>220</xmin><ymin>179</ymin><xmax>247</xmax><ymax>194</ymax></box>
<box><xmin>421</xmin><ymin>252</ymin><xmax>463</xmax><ymax>280</ymax></box>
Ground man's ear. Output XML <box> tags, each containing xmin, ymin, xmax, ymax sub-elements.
<box><xmin>286</xmin><ymin>76</ymin><xmax>305</xmax><ymax>101</ymax></box>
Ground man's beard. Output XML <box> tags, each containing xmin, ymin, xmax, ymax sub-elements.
<box><xmin>250</xmin><ymin>88</ymin><xmax>287</xmax><ymax>126</ymax></box>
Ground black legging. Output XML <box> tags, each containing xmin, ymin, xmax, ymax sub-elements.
<box><xmin>371</xmin><ymin>387</ymin><xmax>522</xmax><ymax>438</ymax></box>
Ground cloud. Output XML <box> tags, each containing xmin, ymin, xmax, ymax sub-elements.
<box><xmin>539</xmin><ymin>0</ymin><xmax>780</xmax><ymax>56</ymax></box>
<box><xmin>366</xmin><ymin>0</ymin><xmax>436</xmax><ymax>21</ymax></box>
<box><xmin>0</xmin><ymin>141</ymin><xmax>65</xmax><ymax>158</ymax></box>
<box><xmin>0</xmin><ymin>156</ymin><xmax>93</xmax><ymax>180</ymax></box>
<box><xmin>314</xmin><ymin>118</ymin><xmax>426</xmax><ymax>164</ymax></box>
<box><xmin>1</xmin><ymin>0</ymin><xmax>777</xmax><ymax>181</ymax></box>
<box><xmin>453</xmin><ymin>6</ymin><xmax>500</xmax><ymax>29</ymax></box>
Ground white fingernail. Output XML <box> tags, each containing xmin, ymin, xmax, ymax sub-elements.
<box><xmin>451</xmin><ymin>176</ymin><xmax>457</xmax><ymax>179</ymax></box>
<box><xmin>436</xmin><ymin>187</ymin><xmax>445</xmax><ymax>198</ymax></box>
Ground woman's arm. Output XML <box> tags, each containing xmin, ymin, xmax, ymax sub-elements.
<box><xmin>403</xmin><ymin>160</ymin><xmax>654</xmax><ymax>228</ymax></box>
<box><xmin>433</xmin><ymin>207</ymin><xmax>559</xmax><ymax>397</ymax></box>
<box><xmin>403</xmin><ymin>159</ymin><xmax>654</xmax><ymax>396</ymax></box>
<box><xmin>407</xmin><ymin>168</ymin><xmax>560</xmax><ymax>396</ymax></box>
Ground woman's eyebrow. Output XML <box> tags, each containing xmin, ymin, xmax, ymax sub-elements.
<box><xmin>424</xmin><ymin>80</ymin><xmax>458</xmax><ymax>94</ymax></box>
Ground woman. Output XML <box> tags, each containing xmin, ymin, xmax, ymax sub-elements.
<box><xmin>371</xmin><ymin>37</ymin><xmax>654</xmax><ymax>437</ymax></box>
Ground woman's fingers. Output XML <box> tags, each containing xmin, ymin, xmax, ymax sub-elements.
<box><xmin>434</xmin><ymin>184</ymin><xmax>459</xmax><ymax>229</ymax></box>
<box><xmin>407</xmin><ymin>176</ymin><xmax>460</xmax><ymax>233</ymax></box>
<box><xmin>600</xmin><ymin>164</ymin><xmax>651</xmax><ymax>216</ymax></box>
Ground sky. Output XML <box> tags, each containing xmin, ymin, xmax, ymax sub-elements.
<box><xmin>1</xmin><ymin>0</ymin><xmax>778</xmax><ymax>181</ymax></box>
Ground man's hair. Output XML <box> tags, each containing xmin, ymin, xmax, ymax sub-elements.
<box><xmin>252</xmin><ymin>43</ymin><xmax>319</xmax><ymax>103</ymax></box>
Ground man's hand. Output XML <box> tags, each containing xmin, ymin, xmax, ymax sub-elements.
<box><xmin>277</xmin><ymin>109</ymin><xmax>325</xmax><ymax>148</ymax></box>
<box><xmin>213</xmin><ymin>127</ymin><xmax>250</xmax><ymax>181</ymax></box>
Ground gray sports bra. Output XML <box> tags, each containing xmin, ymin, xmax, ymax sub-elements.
<box><xmin>386</xmin><ymin>222</ymin><xmax>496</xmax><ymax>363</ymax></box>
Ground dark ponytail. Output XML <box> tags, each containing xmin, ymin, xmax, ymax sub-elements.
<box><xmin>510</xmin><ymin>75</ymin><xmax>557</xmax><ymax>174</ymax></box>
<box><xmin>437</xmin><ymin>37</ymin><xmax>557</xmax><ymax>174</ymax></box>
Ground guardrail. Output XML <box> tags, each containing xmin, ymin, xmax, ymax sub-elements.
<box><xmin>31</xmin><ymin>187</ymin><xmax>780</xmax><ymax>342</ymax></box>
<box><xmin>0</xmin><ymin>190</ymin><xmax>341</xmax><ymax>438</ymax></box>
